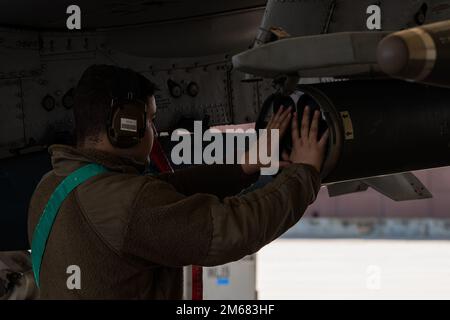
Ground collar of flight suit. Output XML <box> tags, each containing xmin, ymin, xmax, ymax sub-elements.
<box><xmin>48</xmin><ymin>144</ymin><xmax>147</xmax><ymax>176</ymax></box>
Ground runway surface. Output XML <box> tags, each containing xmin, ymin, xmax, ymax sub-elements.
<box><xmin>257</xmin><ymin>239</ymin><xmax>450</xmax><ymax>300</ymax></box>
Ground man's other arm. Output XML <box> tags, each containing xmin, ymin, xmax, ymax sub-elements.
<box><xmin>156</xmin><ymin>164</ymin><xmax>259</xmax><ymax>199</ymax></box>
<box><xmin>122</xmin><ymin>163</ymin><xmax>320</xmax><ymax>267</ymax></box>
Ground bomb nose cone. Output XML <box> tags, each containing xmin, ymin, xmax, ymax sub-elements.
<box><xmin>377</xmin><ymin>35</ymin><xmax>410</xmax><ymax>76</ymax></box>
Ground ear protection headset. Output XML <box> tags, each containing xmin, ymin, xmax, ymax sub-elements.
<box><xmin>106</xmin><ymin>69</ymin><xmax>148</xmax><ymax>149</ymax></box>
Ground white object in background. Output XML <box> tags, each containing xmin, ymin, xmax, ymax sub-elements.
<box><xmin>203</xmin><ymin>255</ymin><xmax>257</xmax><ymax>300</ymax></box>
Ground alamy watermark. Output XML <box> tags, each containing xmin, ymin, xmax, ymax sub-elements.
<box><xmin>66</xmin><ymin>5</ymin><xmax>81</xmax><ymax>30</ymax></box>
<box><xmin>170</xmin><ymin>121</ymin><xmax>280</xmax><ymax>176</ymax></box>
<box><xmin>66</xmin><ymin>265</ymin><xmax>81</xmax><ymax>290</ymax></box>
<box><xmin>65</xmin><ymin>5</ymin><xmax>382</xmax><ymax>31</ymax></box>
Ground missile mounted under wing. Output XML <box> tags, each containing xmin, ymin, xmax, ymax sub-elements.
<box><xmin>234</xmin><ymin>18</ymin><xmax>450</xmax><ymax>84</ymax></box>
<box><xmin>233</xmin><ymin>0</ymin><xmax>450</xmax><ymax>80</ymax></box>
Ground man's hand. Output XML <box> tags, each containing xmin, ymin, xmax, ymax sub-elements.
<box><xmin>286</xmin><ymin>106</ymin><xmax>329</xmax><ymax>173</ymax></box>
<box><xmin>241</xmin><ymin>106</ymin><xmax>292</xmax><ymax>175</ymax></box>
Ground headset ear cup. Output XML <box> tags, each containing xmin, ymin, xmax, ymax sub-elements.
<box><xmin>108</xmin><ymin>102</ymin><xmax>146</xmax><ymax>148</ymax></box>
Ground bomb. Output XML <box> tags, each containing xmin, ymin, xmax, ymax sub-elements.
<box><xmin>258</xmin><ymin>80</ymin><xmax>450</xmax><ymax>183</ymax></box>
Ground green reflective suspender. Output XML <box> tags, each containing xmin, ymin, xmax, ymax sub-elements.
<box><xmin>31</xmin><ymin>163</ymin><xmax>109</xmax><ymax>288</ymax></box>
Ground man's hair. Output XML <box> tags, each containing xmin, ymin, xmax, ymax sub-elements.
<box><xmin>73</xmin><ymin>64</ymin><xmax>156</xmax><ymax>146</ymax></box>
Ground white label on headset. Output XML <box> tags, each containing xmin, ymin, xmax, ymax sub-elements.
<box><xmin>120</xmin><ymin>118</ymin><xmax>138</xmax><ymax>132</ymax></box>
